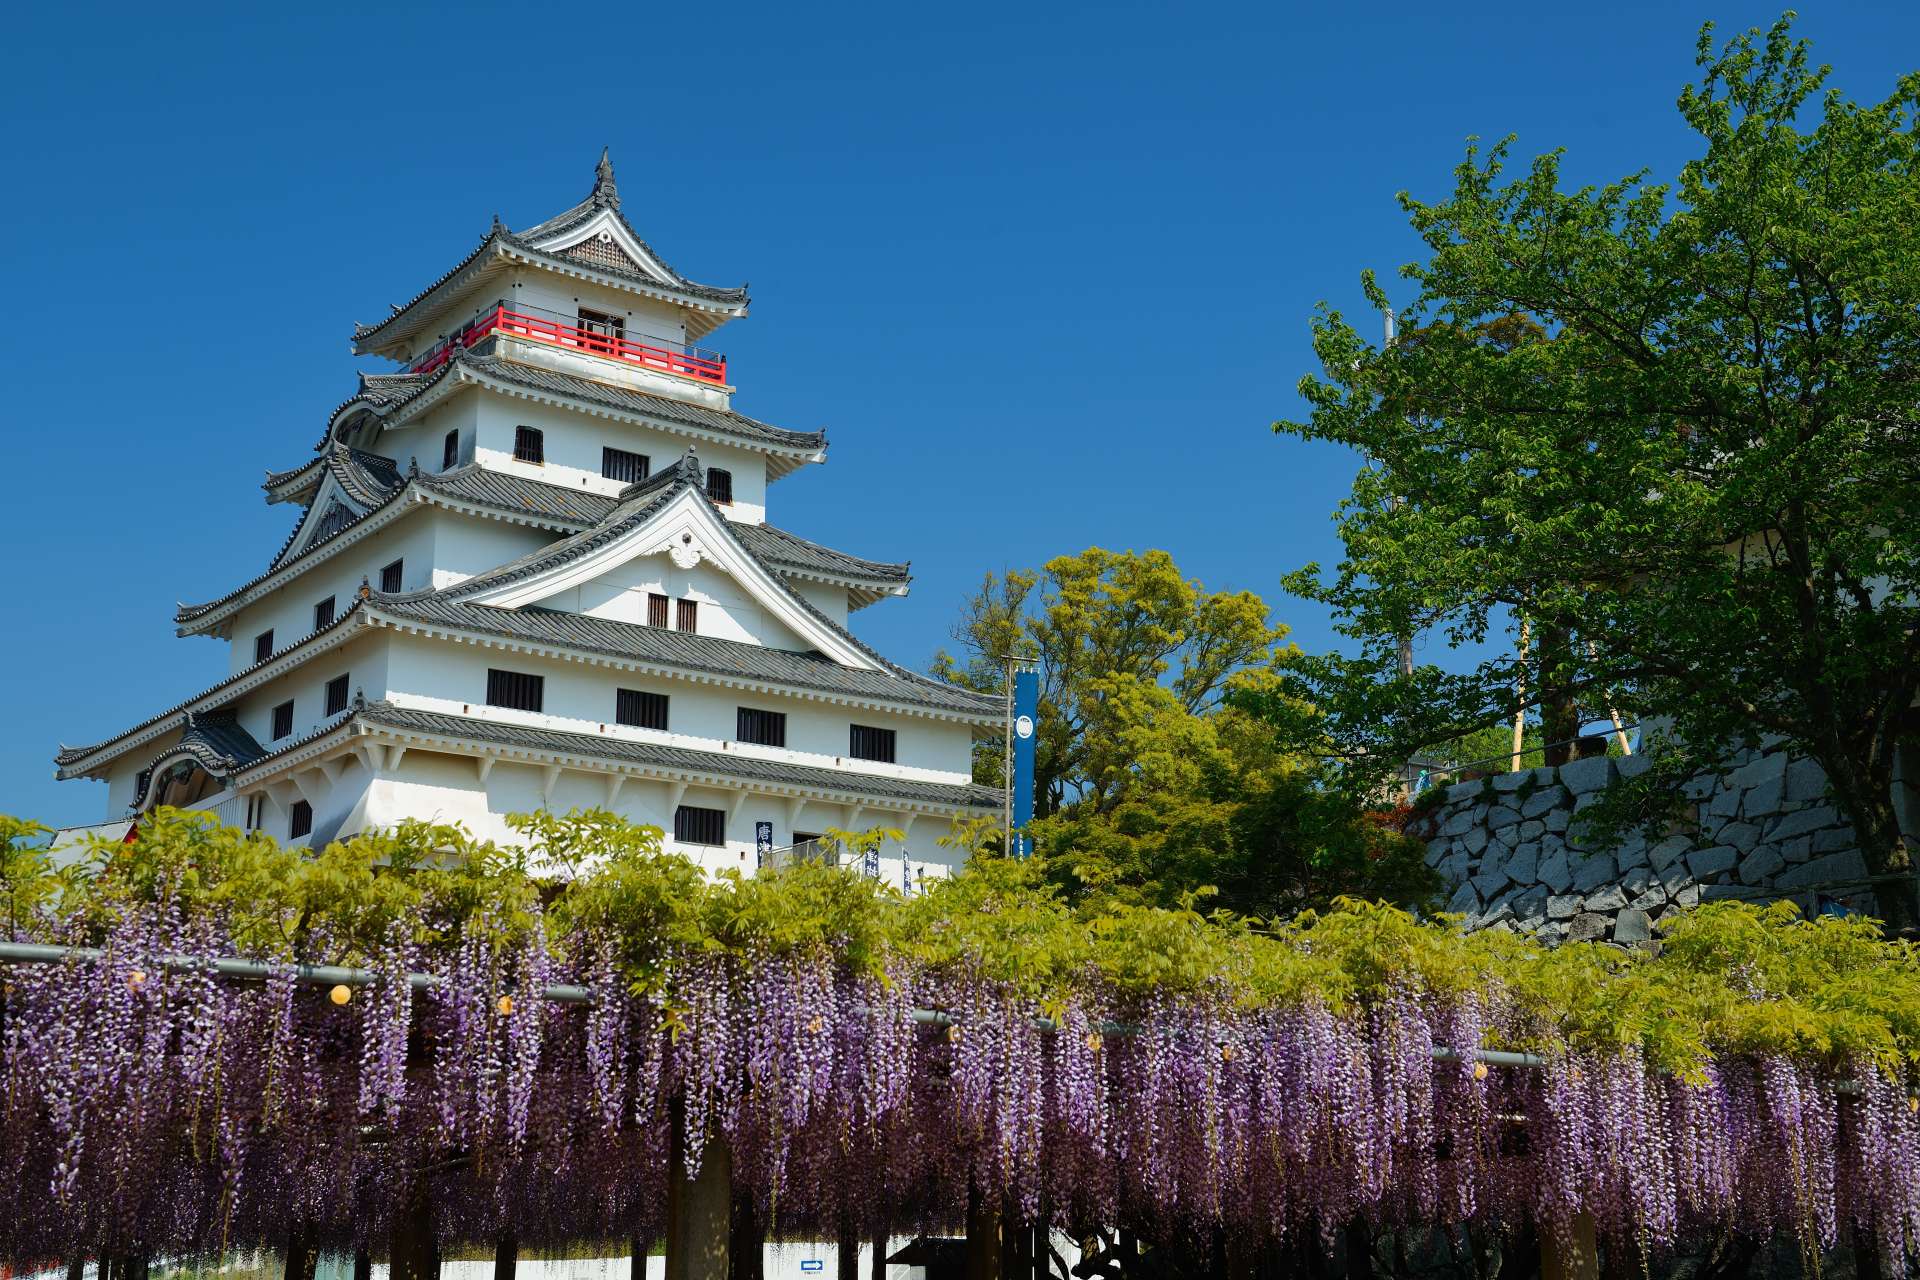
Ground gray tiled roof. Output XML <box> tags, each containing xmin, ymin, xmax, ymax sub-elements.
<box><xmin>352</xmin><ymin>702</ymin><xmax>1000</xmax><ymax>811</ymax></box>
<box><xmin>317</xmin><ymin>352</ymin><xmax>825</xmax><ymax>457</ymax></box>
<box><xmin>352</xmin><ymin>155</ymin><xmax>746</xmax><ymax>348</ymax></box>
<box><xmin>130</xmin><ymin>712</ymin><xmax>268</xmax><ymax>806</ymax></box>
<box><xmin>370</xmin><ymin>593</ymin><xmax>998</xmax><ymax>717</ymax></box>
<box><xmin>734</xmin><ymin>523</ymin><xmax>909</xmax><ymax>586</ymax></box>
<box><xmin>415</xmin><ymin>463</ymin><xmax>620</xmax><ymax>525</ymax></box>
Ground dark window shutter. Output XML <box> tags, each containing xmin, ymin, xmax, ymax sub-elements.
<box><xmin>616</xmin><ymin>688</ymin><xmax>669</xmax><ymax>731</ymax></box>
<box><xmin>674</xmin><ymin>805</ymin><xmax>725</xmax><ymax>846</ymax></box>
<box><xmin>289</xmin><ymin>800</ymin><xmax>313</xmax><ymax>839</ymax></box>
<box><xmin>313</xmin><ymin>596</ymin><xmax>336</xmax><ymax>630</ymax></box>
<box><xmin>485</xmin><ymin>669</ymin><xmax>544</xmax><ymax>712</ymax></box>
<box><xmin>442</xmin><ymin>428</ymin><xmax>460</xmax><ymax>470</ymax></box>
<box><xmin>379</xmin><ymin>559</ymin><xmax>404</xmax><ymax>593</ymax></box>
<box><xmin>676</xmin><ymin>599</ymin><xmax>699</xmax><ymax>632</ymax></box>
<box><xmin>736</xmin><ymin>707</ymin><xmax>787</xmax><ymax>748</ymax></box>
<box><xmin>254</xmin><ymin>630</ymin><xmax>274</xmax><ymax>664</ymax></box>
<box><xmin>648</xmin><ymin>593</ymin><xmax>670</xmax><ymax>628</ymax></box>
<box><xmin>325</xmin><ymin>674</ymin><xmax>350</xmax><ymax>717</ymax></box>
<box><xmin>602</xmin><ymin>447</ymin><xmax>650</xmax><ymax>484</ymax></box>
<box><xmin>513</xmin><ymin>426</ymin><xmax>545</xmax><ymax>464</ymax></box>
<box><xmin>706</xmin><ymin>468</ymin><xmax>733</xmax><ymax>505</ymax></box>
<box><xmin>271</xmin><ymin>700</ymin><xmax>295</xmax><ymax>740</ymax></box>
<box><xmin>849</xmin><ymin>724</ymin><xmax>897</xmax><ymax>763</ymax></box>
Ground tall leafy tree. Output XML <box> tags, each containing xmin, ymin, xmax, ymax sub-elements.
<box><xmin>1272</xmin><ymin>18</ymin><xmax>1920</xmax><ymax>929</ymax></box>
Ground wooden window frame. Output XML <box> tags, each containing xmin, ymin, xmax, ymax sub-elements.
<box><xmin>513</xmin><ymin>425</ymin><xmax>545</xmax><ymax>465</ymax></box>
<box><xmin>849</xmin><ymin>724</ymin><xmax>897</xmax><ymax>763</ymax></box>
<box><xmin>676</xmin><ymin>599</ymin><xmax>699</xmax><ymax>632</ymax></box>
<box><xmin>253</xmin><ymin>630</ymin><xmax>274</xmax><ymax>665</ymax></box>
<box><xmin>647</xmin><ymin>593</ymin><xmax>670</xmax><ymax>629</ymax></box>
<box><xmin>616</xmin><ymin>688</ymin><xmax>670</xmax><ymax>731</ymax></box>
<box><xmin>736</xmin><ymin>707</ymin><xmax>787</xmax><ymax>748</ymax></box>
<box><xmin>271</xmin><ymin>700</ymin><xmax>295</xmax><ymax>741</ymax></box>
<box><xmin>313</xmin><ymin>596</ymin><xmax>335</xmax><ymax>631</ymax></box>
<box><xmin>706</xmin><ymin>467</ymin><xmax>734</xmax><ymax>506</ymax></box>
<box><xmin>289</xmin><ymin>800</ymin><xmax>313</xmax><ymax>840</ymax></box>
<box><xmin>674</xmin><ymin>805</ymin><xmax>725</xmax><ymax>847</ymax></box>
<box><xmin>325</xmin><ymin>674</ymin><xmax>350</xmax><ymax>717</ymax></box>
<box><xmin>380</xmin><ymin>559</ymin><xmax>404</xmax><ymax>593</ymax></box>
<box><xmin>442</xmin><ymin>428</ymin><xmax>460</xmax><ymax>470</ymax></box>
<box><xmin>602</xmin><ymin>446</ymin><xmax>650</xmax><ymax>484</ymax></box>
<box><xmin>485</xmin><ymin>668</ymin><xmax>545</xmax><ymax>713</ymax></box>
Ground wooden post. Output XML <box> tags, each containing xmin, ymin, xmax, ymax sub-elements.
<box><xmin>665</xmin><ymin>1134</ymin><xmax>732</xmax><ymax>1280</ymax></box>
<box><xmin>869</xmin><ymin>1229</ymin><xmax>888</xmax><ymax>1280</ymax></box>
<box><xmin>964</xmin><ymin>1184</ymin><xmax>1001</xmax><ymax>1280</ymax></box>
<box><xmin>837</xmin><ymin>1219</ymin><xmax>861</xmax><ymax>1280</ymax></box>
<box><xmin>1540</xmin><ymin>1214</ymin><xmax>1598</xmax><ymax>1280</ymax></box>
<box><xmin>730</xmin><ymin>1194</ymin><xmax>765</xmax><ymax>1280</ymax></box>
<box><xmin>389</xmin><ymin>1182</ymin><xmax>438</xmax><ymax>1280</ymax></box>
<box><xmin>495</xmin><ymin>1235</ymin><xmax>518</xmax><ymax>1280</ymax></box>
<box><xmin>353</xmin><ymin>1248</ymin><xmax>372</xmax><ymax>1280</ymax></box>
<box><xmin>285</xmin><ymin>1228</ymin><xmax>319</xmax><ymax>1280</ymax></box>
<box><xmin>630</xmin><ymin>1238</ymin><xmax>649</xmax><ymax>1280</ymax></box>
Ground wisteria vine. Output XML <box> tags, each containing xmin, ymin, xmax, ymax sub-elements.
<box><xmin>0</xmin><ymin>809</ymin><xmax>1916</xmax><ymax>1269</ymax></box>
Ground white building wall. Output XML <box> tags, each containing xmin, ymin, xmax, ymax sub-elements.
<box><xmin>222</xmin><ymin>508</ymin><xmax>553</xmax><ymax>675</ymax></box>
<box><xmin>374</xmin><ymin>631</ymin><xmax>976</xmax><ymax>782</ymax></box>
<box><xmin>539</xmin><ymin>557</ymin><xmax>808</xmax><ymax>650</ymax></box>
<box><xmin>464</xmin><ymin>391</ymin><xmax>769</xmax><ymax>523</ymax></box>
<box><xmin>792</xmin><ymin>581</ymin><xmax>850</xmax><ymax>628</ymax></box>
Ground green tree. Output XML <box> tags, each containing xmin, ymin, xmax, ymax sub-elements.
<box><xmin>1272</xmin><ymin>17</ymin><xmax>1920</xmax><ymax>930</ymax></box>
<box><xmin>933</xmin><ymin>547</ymin><xmax>1286</xmax><ymax>813</ymax></box>
<box><xmin>936</xmin><ymin>549</ymin><xmax>1437</xmax><ymax>914</ymax></box>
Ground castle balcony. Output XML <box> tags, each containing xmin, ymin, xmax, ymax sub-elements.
<box><xmin>412</xmin><ymin>301</ymin><xmax>729</xmax><ymax>387</ymax></box>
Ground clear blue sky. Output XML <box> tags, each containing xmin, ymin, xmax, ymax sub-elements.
<box><xmin>4</xmin><ymin>1</ymin><xmax>1916</xmax><ymax>826</ymax></box>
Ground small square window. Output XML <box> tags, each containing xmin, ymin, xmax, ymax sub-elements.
<box><xmin>849</xmin><ymin>724</ymin><xmax>897</xmax><ymax>763</ymax></box>
<box><xmin>513</xmin><ymin>426</ymin><xmax>544</xmax><ymax>465</ymax></box>
<box><xmin>737</xmin><ymin>707</ymin><xmax>787</xmax><ymax>748</ymax></box>
<box><xmin>380</xmin><ymin>559</ymin><xmax>404</xmax><ymax>593</ymax></box>
<box><xmin>647</xmin><ymin>593</ymin><xmax>670</xmax><ymax>628</ymax></box>
<box><xmin>486</xmin><ymin>669</ymin><xmax>544</xmax><ymax>713</ymax></box>
<box><xmin>271</xmin><ymin>700</ymin><xmax>295</xmax><ymax>740</ymax></box>
<box><xmin>603</xmin><ymin>446</ymin><xmax>650</xmax><ymax>484</ymax></box>
<box><xmin>325</xmin><ymin>674</ymin><xmax>350</xmax><ymax>717</ymax></box>
<box><xmin>674</xmin><ymin>805</ymin><xmax>725</xmax><ymax>847</ymax></box>
<box><xmin>676</xmin><ymin>599</ymin><xmax>699</xmax><ymax>632</ymax></box>
<box><xmin>706</xmin><ymin>468</ymin><xmax>733</xmax><ymax>505</ymax></box>
<box><xmin>616</xmin><ymin>688</ymin><xmax>669</xmax><ymax>731</ymax></box>
<box><xmin>443</xmin><ymin>428</ymin><xmax>460</xmax><ymax>471</ymax></box>
<box><xmin>253</xmin><ymin>630</ymin><xmax>274</xmax><ymax>664</ymax></box>
<box><xmin>289</xmin><ymin>800</ymin><xmax>313</xmax><ymax>840</ymax></box>
<box><xmin>313</xmin><ymin>596</ymin><xmax>336</xmax><ymax>630</ymax></box>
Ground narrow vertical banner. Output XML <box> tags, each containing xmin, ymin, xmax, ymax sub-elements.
<box><xmin>754</xmin><ymin>820</ymin><xmax>773</xmax><ymax>869</ymax></box>
<box><xmin>1010</xmin><ymin>666</ymin><xmax>1038</xmax><ymax>858</ymax></box>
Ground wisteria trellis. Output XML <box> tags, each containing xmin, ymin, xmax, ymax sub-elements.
<box><xmin>0</xmin><ymin>819</ymin><xmax>1917</xmax><ymax>1268</ymax></box>
<box><xmin>2</xmin><ymin>916</ymin><xmax>1917</xmax><ymax>1267</ymax></box>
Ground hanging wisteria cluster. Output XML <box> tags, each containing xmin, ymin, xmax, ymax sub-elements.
<box><xmin>0</xmin><ymin>809</ymin><xmax>1917</xmax><ymax>1270</ymax></box>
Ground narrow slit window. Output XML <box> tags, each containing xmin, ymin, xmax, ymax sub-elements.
<box><xmin>325</xmin><ymin>674</ymin><xmax>350</xmax><ymax>717</ymax></box>
<box><xmin>271</xmin><ymin>700</ymin><xmax>295</xmax><ymax>740</ymax></box>
<box><xmin>289</xmin><ymin>800</ymin><xmax>313</xmax><ymax>840</ymax></box>
<box><xmin>313</xmin><ymin>596</ymin><xmax>335</xmax><ymax>630</ymax></box>
<box><xmin>513</xmin><ymin>426</ymin><xmax>544</xmax><ymax>465</ymax></box>
<box><xmin>616</xmin><ymin>688</ymin><xmax>669</xmax><ymax>731</ymax></box>
<box><xmin>253</xmin><ymin>630</ymin><xmax>275</xmax><ymax>664</ymax></box>
<box><xmin>442</xmin><ymin>428</ymin><xmax>460</xmax><ymax>470</ymax></box>
<box><xmin>674</xmin><ymin>805</ymin><xmax>725</xmax><ymax>847</ymax></box>
<box><xmin>485</xmin><ymin>668</ymin><xmax>544</xmax><ymax>713</ymax></box>
<box><xmin>736</xmin><ymin>707</ymin><xmax>787</xmax><ymax>748</ymax></box>
<box><xmin>676</xmin><ymin>599</ymin><xmax>699</xmax><ymax>632</ymax></box>
<box><xmin>602</xmin><ymin>447</ymin><xmax>650</xmax><ymax>484</ymax></box>
<box><xmin>706</xmin><ymin>468</ymin><xmax>733</xmax><ymax>505</ymax></box>
<box><xmin>380</xmin><ymin>559</ymin><xmax>404</xmax><ymax>593</ymax></box>
<box><xmin>647</xmin><ymin>593</ymin><xmax>670</xmax><ymax>628</ymax></box>
<box><xmin>849</xmin><ymin>724</ymin><xmax>897</xmax><ymax>763</ymax></box>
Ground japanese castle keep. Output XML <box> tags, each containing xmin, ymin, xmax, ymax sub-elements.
<box><xmin>55</xmin><ymin>153</ymin><xmax>1002</xmax><ymax>876</ymax></box>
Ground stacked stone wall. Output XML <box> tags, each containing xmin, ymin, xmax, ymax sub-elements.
<box><xmin>1419</xmin><ymin>747</ymin><xmax>1872</xmax><ymax>944</ymax></box>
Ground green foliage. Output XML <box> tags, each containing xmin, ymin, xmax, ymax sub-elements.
<box><xmin>10</xmin><ymin>809</ymin><xmax>1914</xmax><ymax>1077</ymax></box>
<box><xmin>1270</xmin><ymin>16</ymin><xmax>1920</xmax><ymax>927</ymax></box>
<box><xmin>0</xmin><ymin>815</ymin><xmax>53</xmax><ymax>939</ymax></box>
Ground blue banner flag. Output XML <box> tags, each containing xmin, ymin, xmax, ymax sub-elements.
<box><xmin>1010</xmin><ymin>667</ymin><xmax>1038</xmax><ymax>857</ymax></box>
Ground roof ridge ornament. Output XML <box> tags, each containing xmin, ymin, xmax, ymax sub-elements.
<box><xmin>680</xmin><ymin>445</ymin><xmax>703</xmax><ymax>488</ymax></box>
<box><xmin>591</xmin><ymin>147</ymin><xmax>620</xmax><ymax>212</ymax></box>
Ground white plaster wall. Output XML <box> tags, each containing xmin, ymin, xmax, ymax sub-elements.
<box><xmin>222</xmin><ymin>509</ymin><xmax>556</xmax><ymax>675</ymax></box>
<box><xmin>230</xmin><ymin>631</ymin><xmax>389</xmax><ymax>751</ymax></box>
<box><xmin>534</xmin><ymin>554</ymin><xmax>808</xmax><ymax>651</ymax></box>
<box><xmin>792</xmin><ymin>581</ymin><xmax>850</xmax><ymax>628</ymax></box>
<box><xmin>376</xmin><ymin>631</ymin><xmax>976</xmax><ymax>781</ymax></box>
<box><xmin>465</xmin><ymin>390</ymin><xmax>768</xmax><ymax>523</ymax></box>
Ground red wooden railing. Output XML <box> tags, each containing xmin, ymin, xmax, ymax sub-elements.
<box><xmin>413</xmin><ymin>305</ymin><xmax>728</xmax><ymax>384</ymax></box>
